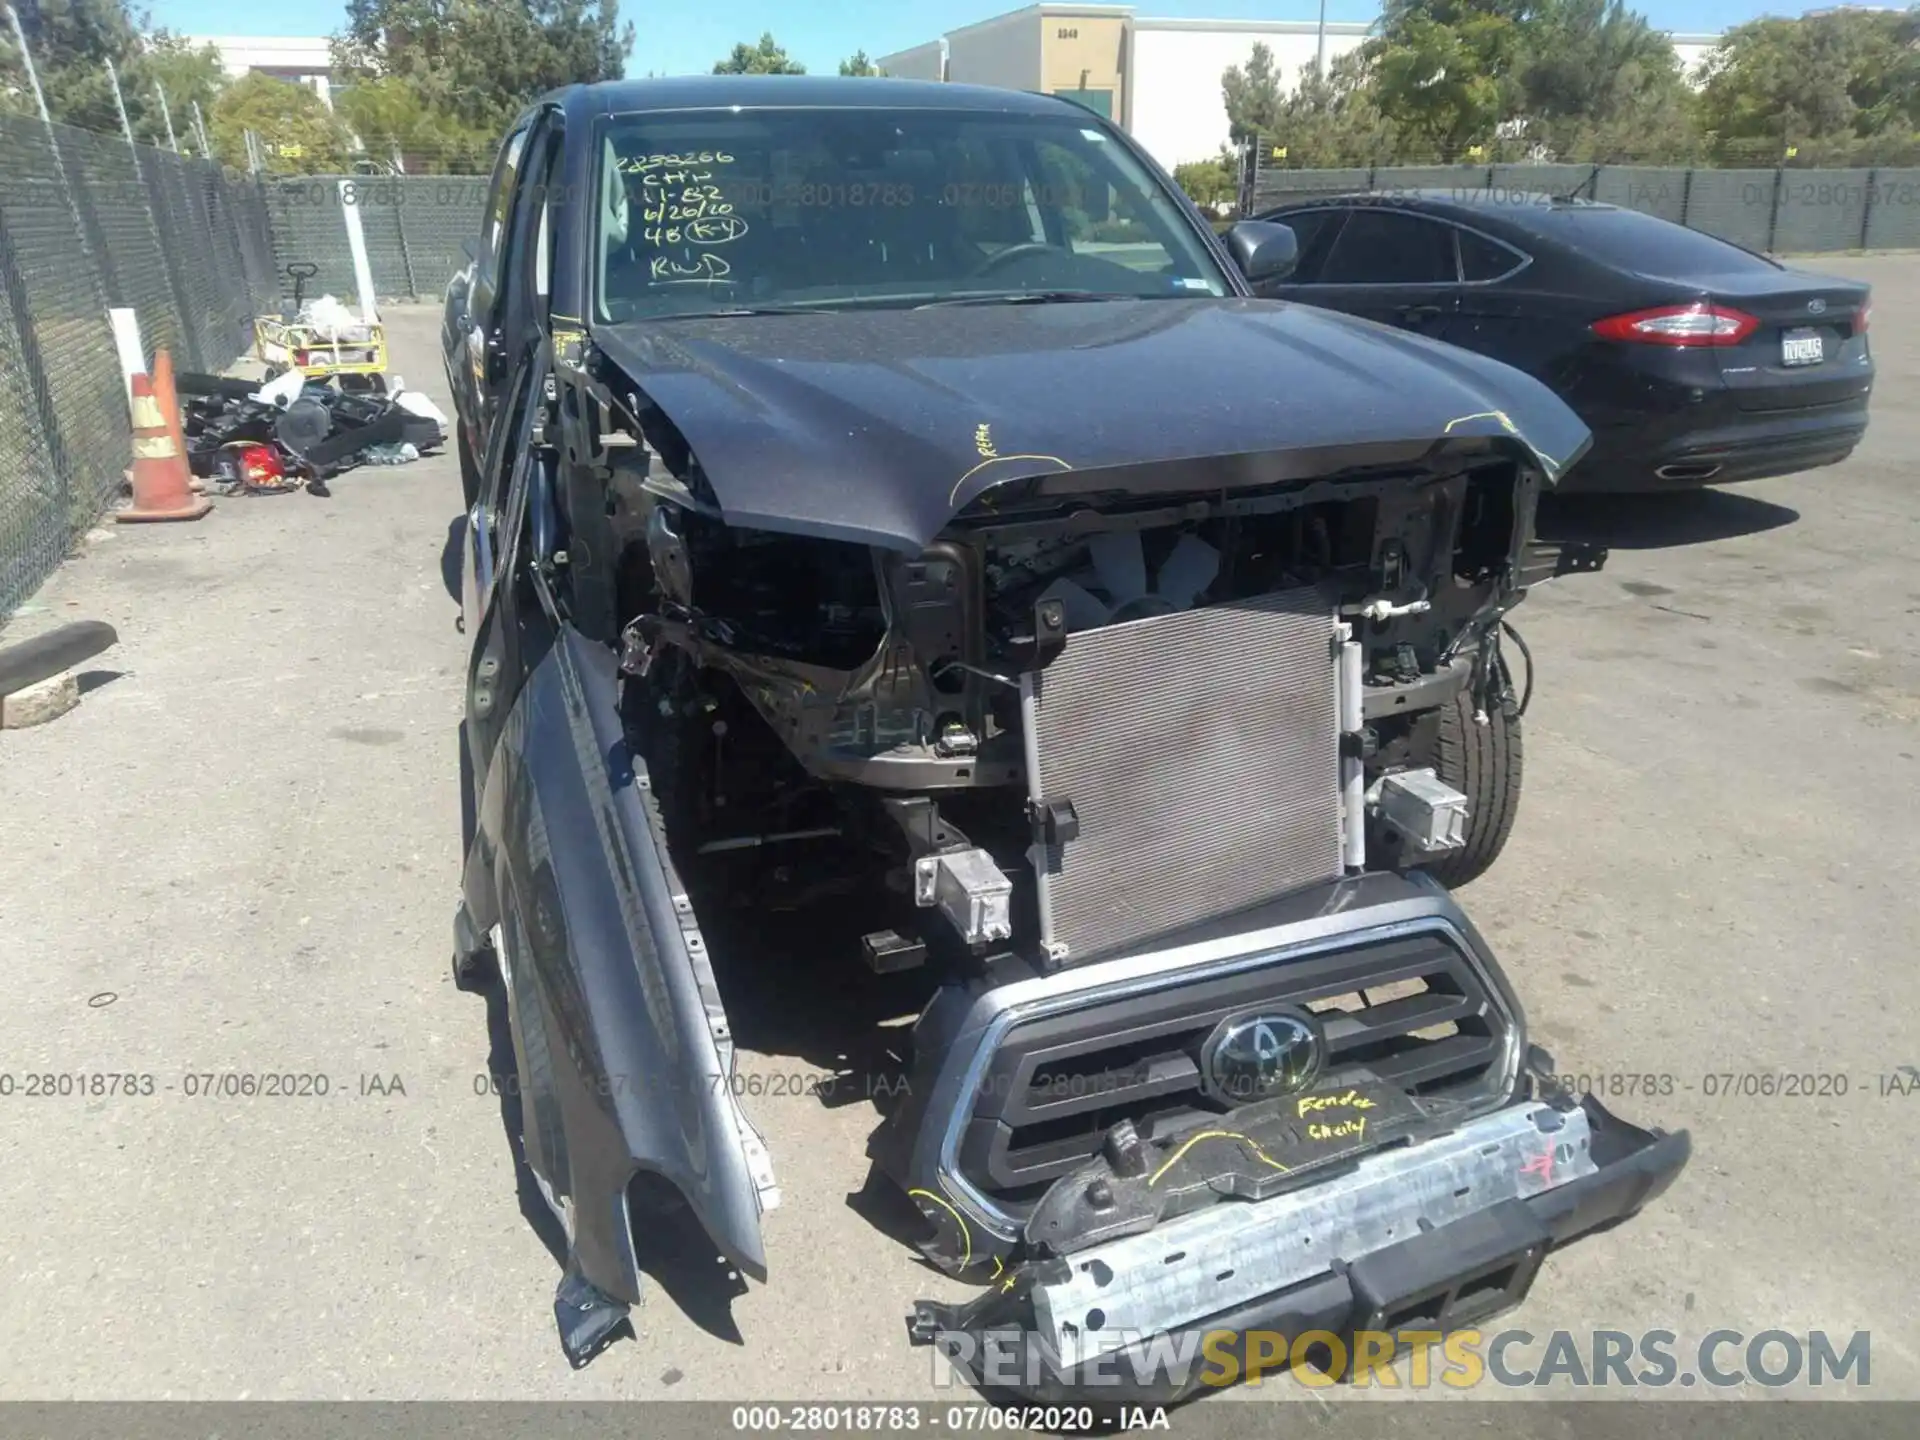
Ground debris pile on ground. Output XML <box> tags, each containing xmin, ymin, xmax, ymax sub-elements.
<box><xmin>177</xmin><ymin>370</ymin><xmax>447</xmax><ymax>497</ymax></box>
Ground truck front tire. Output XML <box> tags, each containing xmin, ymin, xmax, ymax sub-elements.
<box><xmin>1420</xmin><ymin>689</ymin><xmax>1523</xmax><ymax>890</ymax></box>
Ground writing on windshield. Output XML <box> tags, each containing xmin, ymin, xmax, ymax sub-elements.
<box><xmin>594</xmin><ymin>109</ymin><xmax>1227</xmax><ymax>320</ymax></box>
<box><xmin>619</xmin><ymin>151</ymin><xmax>749</xmax><ymax>284</ymax></box>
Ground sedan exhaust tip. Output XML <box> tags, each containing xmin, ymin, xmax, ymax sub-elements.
<box><xmin>1654</xmin><ymin>462</ymin><xmax>1722</xmax><ymax>482</ymax></box>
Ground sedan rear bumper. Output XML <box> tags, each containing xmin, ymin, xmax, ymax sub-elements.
<box><xmin>1566</xmin><ymin>401</ymin><xmax>1868</xmax><ymax>492</ymax></box>
<box><xmin>909</xmin><ymin>1093</ymin><xmax>1688</xmax><ymax>1404</ymax></box>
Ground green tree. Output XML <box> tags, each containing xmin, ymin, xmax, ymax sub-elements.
<box><xmin>336</xmin><ymin>0</ymin><xmax>631</xmax><ymax>153</ymax></box>
<box><xmin>141</xmin><ymin>38</ymin><xmax>228</xmax><ymax>150</ymax></box>
<box><xmin>209</xmin><ymin>71</ymin><xmax>351</xmax><ymax>173</ymax></box>
<box><xmin>2</xmin><ymin>0</ymin><xmax>165</xmax><ymax>140</ymax></box>
<box><xmin>1362</xmin><ymin>0</ymin><xmax>1528</xmax><ymax>162</ymax></box>
<box><xmin>1698</xmin><ymin>9</ymin><xmax>1920</xmax><ymax>164</ymax></box>
<box><xmin>715</xmin><ymin>32</ymin><xmax>805</xmax><ymax>75</ymax></box>
<box><xmin>1258</xmin><ymin>49</ymin><xmax>1401</xmax><ymax>168</ymax></box>
<box><xmin>1513</xmin><ymin>0</ymin><xmax>1698</xmax><ymax>161</ymax></box>
<box><xmin>838</xmin><ymin>50</ymin><xmax>881</xmax><ymax>77</ymax></box>
<box><xmin>335</xmin><ymin>75</ymin><xmax>485</xmax><ymax>168</ymax></box>
<box><xmin>1173</xmin><ymin>152</ymin><xmax>1238</xmax><ymax>211</ymax></box>
<box><xmin>1221</xmin><ymin>40</ymin><xmax>1285</xmax><ymax>146</ymax></box>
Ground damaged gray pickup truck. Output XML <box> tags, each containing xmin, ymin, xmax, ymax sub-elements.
<box><xmin>444</xmin><ymin>75</ymin><xmax>1689</xmax><ymax>1393</ymax></box>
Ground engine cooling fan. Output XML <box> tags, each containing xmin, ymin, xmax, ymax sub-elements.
<box><xmin>1037</xmin><ymin>531</ymin><xmax>1221</xmax><ymax>631</ymax></box>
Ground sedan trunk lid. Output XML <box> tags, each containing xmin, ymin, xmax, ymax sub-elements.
<box><xmin>1701</xmin><ymin>268</ymin><xmax>1872</xmax><ymax>413</ymax></box>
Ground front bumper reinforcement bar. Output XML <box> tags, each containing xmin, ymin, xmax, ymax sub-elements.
<box><xmin>909</xmin><ymin>1093</ymin><xmax>1688</xmax><ymax>1403</ymax></box>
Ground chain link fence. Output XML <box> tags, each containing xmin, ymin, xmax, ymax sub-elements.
<box><xmin>0</xmin><ymin>113</ymin><xmax>279</xmax><ymax>620</ymax></box>
<box><xmin>1244</xmin><ymin>154</ymin><xmax>1920</xmax><ymax>254</ymax></box>
<box><xmin>263</xmin><ymin>176</ymin><xmax>488</xmax><ymax>307</ymax></box>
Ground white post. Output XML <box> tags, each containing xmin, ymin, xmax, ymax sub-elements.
<box><xmin>105</xmin><ymin>57</ymin><xmax>137</xmax><ymax>151</ymax></box>
<box><xmin>338</xmin><ymin>178</ymin><xmax>380</xmax><ymax>326</ymax></box>
<box><xmin>108</xmin><ymin>308</ymin><xmax>146</xmax><ymax>406</ymax></box>
<box><xmin>4</xmin><ymin>3</ymin><xmax>51</xmax><ymax>127</ymax></box>
<box><xmin>191</xmin><ymin>101</ymin><xmax>212</xmax><ymax>161</ymax></box>
<box><xmin>1315</xmin><ymin>0</ymin><xmax>1328</xmax><ymax>78</ymax></box>
<box><xmin>153</xmin><ymin>82</ymin><xmax>179</xmax><ymax>152</ymax></box>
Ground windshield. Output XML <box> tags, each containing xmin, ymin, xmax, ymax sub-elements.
<box><xmin>592</xmin><ymin>106</ymin><xmax>1230</xmax><ymax>322</ymax></box>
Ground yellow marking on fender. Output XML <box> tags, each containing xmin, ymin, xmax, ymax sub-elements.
<box><xmin>1147</xmin><ymin>1130</ymin><xmax>1291</xmax><ymax>1188</ymax></box>
<box><xmin>908</xmin><ymin>1187</ymin><xmax>973</xmax><ymax>1272</ymax></box>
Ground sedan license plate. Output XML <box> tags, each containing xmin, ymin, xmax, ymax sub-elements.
<box><xmin>1782</xmin><ymin>328</ymin><xmax>1826</xmax><ymax>366</ymax></box>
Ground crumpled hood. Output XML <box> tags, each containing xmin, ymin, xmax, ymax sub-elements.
<box><xmin>595</xmin><ymin>297</ymin><xmax>1591</xmax><ymax>551</ymax></box>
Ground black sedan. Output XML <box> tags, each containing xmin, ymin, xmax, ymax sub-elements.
<box><xmin>1254</xmin><ymin>190</ymin><xmax>1872</xmax><ymax>492</ymax></box>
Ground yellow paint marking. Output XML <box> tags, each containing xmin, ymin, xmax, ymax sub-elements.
<box><xmin>908</xmin><ymin>1187</ymin><xmax>973</xmax><ymax>1272</ymax></box>
<box><xmin>1147</xmin><ymin>1130</ymin><xmax>1292</xmax><ymax>1188</ymax></box>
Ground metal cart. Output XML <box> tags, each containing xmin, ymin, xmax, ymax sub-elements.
<box><xmin>253</xmin><ymin>262</ymin><xmax>388</xmax><ymax>390</ymax></box>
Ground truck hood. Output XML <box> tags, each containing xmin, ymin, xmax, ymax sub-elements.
<box><xmin>595</xmin><ymin>297</ymin><xmax>1591</xmax><ymax>551</ymax></box>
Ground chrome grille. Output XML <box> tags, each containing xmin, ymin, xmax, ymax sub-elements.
<box><xmin>1026</xmin><ymin>588</ymin><xmax>1342</xmax><ymax>963</ymax></box>
<box><xmin>957</xmin><ymin>930</ymin><xmax>1512</xmax><ymax>1210</ymax></box>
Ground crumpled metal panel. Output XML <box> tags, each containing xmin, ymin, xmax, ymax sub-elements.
<box><xmin>1029</xmin><ymin>588</ymin><xmax>1342</xmax><ymax>962</ymax></box>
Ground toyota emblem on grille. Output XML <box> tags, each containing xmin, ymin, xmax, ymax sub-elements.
<box><xmin>1808</xmin><ymin>298</ymin><xmax>1828</xmax><ymax>314</ymax></box>
<box><xmin>1201</xmin><ymin>1009</ymin><xmax>1325</xmax><ymax>1103</ymax></box>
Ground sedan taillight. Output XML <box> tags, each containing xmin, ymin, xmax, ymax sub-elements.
<box><xmin>1858</xmin><ymin>301</ymin><xmax>1871</xmax><ymax>334</ymax></box>
<box><xmin>1591</xmin><ymin>303</ymin><xmax>1760</xmax><ymax>347</ymax></box>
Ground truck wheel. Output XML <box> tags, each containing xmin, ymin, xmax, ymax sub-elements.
<box><xmin>1421</xmin><ymin>689</ymin><xmax>1523</xmax><ymax>889</ymax></box>
<box><xmin>457</xmin><ymin>421</ymin><xmax>482</xmax><ymax>509</ymax></box>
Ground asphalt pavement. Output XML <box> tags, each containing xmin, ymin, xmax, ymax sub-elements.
<box><xmin>1</xmin><ymin>266</ymin><xmax>1916</xmax><ymax>1412</ymax></box>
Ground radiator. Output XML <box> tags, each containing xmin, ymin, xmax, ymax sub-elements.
<box><xmin>1023</xmin><ymin>588</ymin><xmax>1344</xmax><ymax>963</ymax></box>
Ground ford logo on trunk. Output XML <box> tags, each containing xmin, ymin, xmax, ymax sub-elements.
<box><xmin>1808</xmin><ymin>298</ymin><xmax>1828</xmax><ymax>314</ymax></box>
<box><xmin>1201</xmin><ymin>1009</ymin><xmax>1324</xmax><ymax>1103</ymax></box>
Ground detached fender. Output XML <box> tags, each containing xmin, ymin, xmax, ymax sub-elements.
<box><xmin>464</xmin><ymin>627</ymin><xmax>773</xmax><ymax>1301</ymax></box>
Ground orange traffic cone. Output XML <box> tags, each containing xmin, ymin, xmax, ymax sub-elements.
<box><xmin>148</xmin><ymin>348</ymin><xmax>207</xmax><ymax>495</ymax></box>
<box><xmin>150</xmin><ymin>348</ymin><xmax>196</xmax><ymax>487</ymax></box>
<box><xmin>117</xmin><ymin>370</ymin><xmax>212</xmax><ymax>523</ymax></box>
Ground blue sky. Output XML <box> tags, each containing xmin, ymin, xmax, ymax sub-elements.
<box><xmin>148</xmin><ymin>0</ymin><xmax>1837</xmax><ymax>75</ymax></box>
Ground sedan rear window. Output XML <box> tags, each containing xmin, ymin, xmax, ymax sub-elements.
<box><xmin>1459</xmin><ymin>227</ymin><xmax>1526</xmax><ymax>282</ymax></box>
<box><xmin>1532</xmin><ymin>206</ymin><xmax>1781</xmax><ymax>276</ymax></box>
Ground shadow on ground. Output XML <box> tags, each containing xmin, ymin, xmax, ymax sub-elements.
<box><xmin>699</xmin><ymin>887</ymin><xmax>935</xmax><ymax>1116</ymax></box>
<box><xmin>1538</xmin><ymin>487</ymin><xmax>1800</xmax><ymax>550</ymax></box>
<box><xmin>440</xmin><ymin>515</ymin><xmax>464</xmax><ymax>602</ymax></box>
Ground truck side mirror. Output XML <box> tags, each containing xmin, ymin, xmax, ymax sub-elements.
<box><xmin>1226</xmin><ymin>220</ymin><xmax>1299</xmax><ymax>285</ymax></box>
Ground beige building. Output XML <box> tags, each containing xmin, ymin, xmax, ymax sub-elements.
<box><xmin>883</xmin><ymin>5</ymin><xmax>1142</xmax><ymax>125</ymax></box>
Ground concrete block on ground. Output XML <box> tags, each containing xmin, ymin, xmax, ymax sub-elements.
<box><xmin>1</xmin><ymin>671</ymin><xmax>81</xmax><ymax>729</ymax></box>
